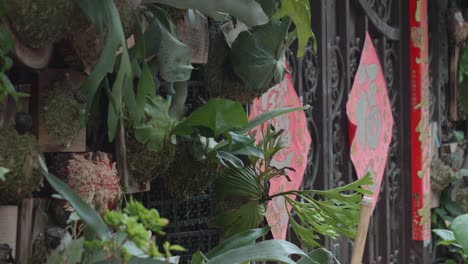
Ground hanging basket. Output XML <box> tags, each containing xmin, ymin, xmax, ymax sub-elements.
<box><xmin>4</xmin><ymin>0</ymin><xmax>75</xmax><ymax>49</ymax></box>
<box><xmin>67</xmin><ymin>0</ymin><xmax>140</xmax><ymax>73</ymax></box>
<box><xmin>202</xmin><ymin>21</ymin><xmax>263</xmax><ymax>103</ymax></box>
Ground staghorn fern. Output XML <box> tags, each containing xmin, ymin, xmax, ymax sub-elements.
<box><xmin>214</xmin><ymin>125</ymin><xmax>372</xmax><ymax>247</ymax></box>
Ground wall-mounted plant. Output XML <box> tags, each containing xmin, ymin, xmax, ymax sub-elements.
<box><xmin>0</xmin><ymin>126</ymin><xmax>42</xmax><ymax>205</ymax></box>
<box><xmin>213</xmin><ymin>125</ymin><xmax>372</xmax><ymax>247</ymax></box>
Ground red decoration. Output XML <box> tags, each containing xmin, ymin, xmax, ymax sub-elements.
<box><xmin>409</xmin><ymin>0</ymin><xmax>431</xmax><ymax>241</ymax></box>
<box><xmin>346</xmin><ymin>32</ymin><xmax>394</xmax><ymax>211</ymax></box>
<box><xmin>249</xmin><ymin>72</ymin><xmax>311</xmax><ymax>240</ymax></box>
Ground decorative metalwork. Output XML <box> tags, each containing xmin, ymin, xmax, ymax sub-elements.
<box><xmin>302</xmin><ymin>42</ymin><xmax>320</xmax><ymax>188</ymax></box>
<box><xmin>329</xmin><ymin>38</ymin><xmax>348</xmax><ymax>188</ymax></box>
<box><xmin>365</xmin><ymin>0</ymin><xmax>393</xmax><ymax>24</ymax></box>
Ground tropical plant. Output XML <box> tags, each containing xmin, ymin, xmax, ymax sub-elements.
<box><xmin>213</xmin><ymin>124</ymin><xmax>373</xmax><ymax>247</ymax></box>
<box><xmin>191</xmin><ymin>226</ymin><xmax>338</xmax><ymax>264</ymax></box>
<box><xmin>433</xmin><ymin>214</ymin><xmax>468</xmax><ymax>263</ymax></box>
<box><xmin>41</xmin><ymin>157</ymin><xmax>338</xmax><ymax>264</ymax></box>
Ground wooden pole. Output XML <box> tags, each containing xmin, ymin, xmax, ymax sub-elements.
<box><xmin>350</xmin><ymin>196</ymin><xmax>373</xmax><ymax>264</ymax></box>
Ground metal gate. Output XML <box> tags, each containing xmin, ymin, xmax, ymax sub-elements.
<box><xmin>286</xmin><ymin>0</ymin><xmax>448</xmax><ymax>263</ymax></box>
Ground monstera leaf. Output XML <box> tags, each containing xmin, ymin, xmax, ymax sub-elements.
<box><xmin>272</xmin><ymin>0</ymin><xmax>315</xmax><ymax>57</ymax></box>
<box><xmin>172</xmin><ymin>99</ymin><xmax>248</xmax><ymax>137</ymax></box>
<box><xmin>143</xmin><ymin>0</ymin><xmax>269</xmax><ymax>27</ymax></box>
<box><xmin>230</xmin><ymin>19</ymin><xmax>290</xmax><ymax>93</ymax></box>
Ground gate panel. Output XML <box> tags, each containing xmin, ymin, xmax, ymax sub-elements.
<box><xmin>297</xmin><ymin>0</ymin><xmax>421</xmax><ymax>263</ymax></box>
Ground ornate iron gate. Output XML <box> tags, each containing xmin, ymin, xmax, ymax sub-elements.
<box><xmin>288</xmin><ymin>0</ymin><xmax>441</xmax><ymax>263</ymax></box>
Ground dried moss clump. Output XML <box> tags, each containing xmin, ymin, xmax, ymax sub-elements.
<box><xmin>43</xmin><ymin>76</ymin><xmax>83</xmax><ymax>148</ymax></box>
<box><xmin>162</xmin><ymin>139</ymin><xmax>220</xmax><ymax>200</ymax></box>
<box><xmin>126</xmin><ymin>134</ymin><xmax>176</xmax><ymax>185</ymax></box>
<box><xmin>430</xmin><ymin>159</ymin><xmax>453</xmax><ymax>193</ymax></box>
<box><xmin>5</xmin><ymin>0</ymin><xmax>76</xmax><ymax>48</ymax></box>
<box><xmin>0</xmin><ymin>127</ymin><xmax>42</xmax><ymax>204</ymax></box>
<box><xmin>202</xmin><ymin>22</ymin><xmax>262</xmax><ymax>103</ymax></box>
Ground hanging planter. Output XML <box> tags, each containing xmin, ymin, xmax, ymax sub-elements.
<box><xmin>202</xmin><ymin>21</ymin><xmax>261</xmax><ymax>103</ymax></box>
<box><xmin>115</xmin><ymin>121</ymin><xmax>176</xmax><ymax>194</ymax></box>
<box><xmin>35</xmin><ymin>69</ymin><xmax>86</xmax><ymax>152</ymax></box>
<box><xmin>4</xmin><ymin>0</ymin><xmax>75</xmax><ymax>49</ymax></box>
<box><xmin>0</xmin><ymin>126</ymin><xmax>42</xmax><ymax>205</ymax></box>
<box><xmin>3</xmin><ymin>0</ymin><xmax>76</xmax><ymax>69</ymax></box>
<box><xmin>67</xmin><ymin>0</ymin><xmax>139</xmax><ymax>73</ymax></box>
<box><xmin>161</xmin><ymin>138</ymin><xmax>220</xmax><ymax>200</ymax></box>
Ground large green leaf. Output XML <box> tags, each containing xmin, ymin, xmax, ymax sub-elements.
<box><xmin>172</xmin><ymin>99</ymin><xmax>248</xmax><ymax>137</ymax></box>
<box><xmin>272</xmin><ymin>0</ymin><xmax>314</xmax><ymax>57</ymax></box>
<box><xmin>143</xmin><ymin>0</ymin><xmax>269</xmax><ymax>27</ymax></box>
<box><xmin>230</xmin><ymin>19</ymin><xmax>290</xmax><ymax>93</ymax></box>
<box><xmin>239</xmin><ymin>105</ymin><xmax>310</xmax><ymax>134</ymax></box>
<box><xmin>205</xmin><ymin>240</ymin><xmax>310</xmax><ymax>264</ymax></box>
<box><xmin>433</xmin><ymin>229</ymin><xmax>457</xmax><ymax>246</ymax></box>
<box><xmin>214</xmin><ymin>201</ymin><xmax>266</xmax><ymax>239</ymax></box>
<box><xmin>134</xmin><ymin>63</ymin><xmax>157</xmax><ymax>126</ymax></box>
<box><xmin>42</xmin><ymin>170</ymin><xmax>112</xmax><ymax>240</ymax></box>
<box><xmin>73</xmin><ymin>0</ymin><xmax>135</xmax><ymax>141</ymax></box>
<box><xmin>204</xmin><ymin>227</ymin><xmax>270</xmax><ymax>259</ymax></box>
<box><xmin>450</xmin><ymin>214</ymin><xmax>468</xmax><ymax>254</ymax></box>
<box><xmin>297</xmin><ymin>248</ymin><xmax>336</xmax><ymax>264</ymax></box>
<box><xmin>134</xmin><ymin>96</ymin><xmax>174</xmax><ymax>152</ymax></box>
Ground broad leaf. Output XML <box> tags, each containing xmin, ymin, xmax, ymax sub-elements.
<box><xmin>214</xmin><ymin>201</ymin><xmax>266</xmax><ymax>239</ymax></box>
<box><xmin>42</xmin><ymin>171</ymin><xmax>112</xmax><ymax>240</ymax></box>
<box><xmin>450</xmin><ymin>214</ymin><xmax>468</xmax><ymax>254</ymax></box>
<box><xmin>134</xmin><ymin>63</ymin><xmax>157</xmax><ymax>126</ymax></box>
<box><xmin>134</xmin><ymin>96</ymin><xmax>174</xmax><ymax>152</ymax></box>
<box><xmin>433</xmin><ymin>229</ymin><xmax>457</xmax><ymax>247</ymax></box>
<box><xmin>144</xmin><ymin>0</ymin><xmax>269</xmax><ymax>27</ymax></box>
<box><xmin>205</xmin><ymin>240</ymin><xmax>309</xmax><ymax>264</ymax></box>
<box><xmin>298</xmin><ymin>248</ymin><xmax>336</xmax><ymax>264</ymax></box>
<box><xmin>272</xmin><ymin>0</ymin><xmax>315</xmax><ymax>57</ymax></box>
<box><xmin>204</xmin><ymin>227</ymin><xmax>270</xmax><ymax>259</ymax></box>
<box><xmin>173</xmin><ymin>99</ymin><xmax>248</xmax><ymax>137</ymax></box>
<box><xmin>73</xmin><ymin>0</ymin><xmax>135</xmax><ymax>141</ymax></box>
<box><xmin>231</xmin><ymin>20</ymin><xmax>290</xmax><ymax>93</ymax></box>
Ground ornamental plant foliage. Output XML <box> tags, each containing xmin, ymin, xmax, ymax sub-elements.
<box><xmin>73</xmin><ymin>0</ymin><xmax>316</xmax><ymax>145</ymax></box>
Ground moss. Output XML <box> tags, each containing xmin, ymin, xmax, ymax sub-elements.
<box><xmin>430</xmin><ymin>159</ymin><xmax>453</xmax><ymax>193</ymax></box>
<box><xmin>5</xmin><ymin>0</ymin><xmax>76</xmax><ymax>48</ymax></box>
<box><xmin>161</xmin><ymin>139</ymin><xmax>220</xmax><ymax>200</ymax></box>
<box><xmin>43</xmin><ymin>75</ymin><xmax>83</xmax><ymax>148</ymax></box>
<box><xmin>126</xmin><ymin>133</ymin><xmax>176</xmax><ymax>185</ymax></box>
<box><xmin>202</xmin><ymin>21</ymin><xmax>262</xmax><ymax>103</ymax></box>
<box><xmin>68</xmin><ymin>0</ymin><xmax>137</xmax><ymax>71</ymax></box>
<box><xmin>0</xmin><ymin>127</ymin><xmax>42</xmax><ymax>205</ymax></box>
